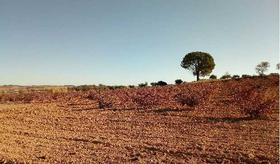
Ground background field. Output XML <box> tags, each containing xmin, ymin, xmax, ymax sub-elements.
<box><xmin>0</xmin><ymin>75</ymin><xmax>278</xmax><ymax>163</ymax></box>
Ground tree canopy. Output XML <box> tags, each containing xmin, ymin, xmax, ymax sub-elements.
<box><xmin>181</xmin><ymin>51</ymin><xmax>215</xmax><ymax>81</ymax></box>
<box><xmin>255</xmin><ymin>61</ymin><xmax>270</xmax><ymax>76</ymax></box>
<box><xmin>276</xmin><ymin>63</ymin><xmax>280</xmax><ymax>70</ymax></box>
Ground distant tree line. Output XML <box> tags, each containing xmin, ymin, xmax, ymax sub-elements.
<box><xmin>180</xmin><ymin>51</ymin><xmax>279</xmax><ymax>81</ymax></box>
<box><xmin>71</xmin><ymin>55</ymin><xmax>278</xmax><ymax>90</ymax></box>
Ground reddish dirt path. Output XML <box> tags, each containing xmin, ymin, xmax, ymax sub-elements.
<box><xmin>0</xmin><ymin>103</ymin><xmax>278</xmax><ymax>163</ymax></box>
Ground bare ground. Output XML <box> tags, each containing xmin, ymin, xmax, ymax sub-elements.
<box><xmin>0</xmin><ymin>102</ymin><xmax>278</xmax><ymax>163</ymax></box>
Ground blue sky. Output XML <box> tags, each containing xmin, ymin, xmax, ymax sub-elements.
<box><xmin>0</xmin><ymin>0</ymin><xmax>278</xmax><ymax>85</ymax></box>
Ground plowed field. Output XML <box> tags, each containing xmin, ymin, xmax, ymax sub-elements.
<box><xmin>0</xmin><ymin>76</ymin><xmax>278</xmax><ymax>163</ymax></box>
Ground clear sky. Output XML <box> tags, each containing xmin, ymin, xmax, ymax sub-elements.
<box><xmin>0</xmin><ymin>0</ymin><xmax>278</xmax><ymax>85</ymax></box>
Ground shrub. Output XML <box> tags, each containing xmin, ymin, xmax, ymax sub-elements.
<box><xmin>220</xmin><ymin>73</ymin><xmax>231</xmax><ymax>79</ymax></box>
<box><xmin>175</xmin><ymin>94</ymin><xmax>199</xmax><ymax>107</ymax></box>
<box><xmin>209</xmin><ymin>75</ymin><xmax>217</xmax><ymax>79</ymax></box>
<box><xmin>98</xmin><ymin>97</ymin><xmax>113</xmax><ymax>109</ymax></box>
<box><xmin>86</xmin><ymin>92</ymin><xmax>97</xmax><ymax>100</ymax></box>
<box><xmin>72</xmin><ymin>85</ymin><xmax>95</xmax><ymax>91</ymax></box>
<box><xmin>181</xmin><ymin>96</ymin><xmax>198</xmax><ymax>107</ymax></box>
<box><xmin>128</xmin><ymin>85</ymin><xmax>135</xmax><ymax>88</ymax></box>
<box><xmin>242</xmin><ymin>98</ymin><xmax>274</xmax><ymax>118</ymax></box>
<box><xmin>156</xmin><ymin>81</ymin><xmax>168</xmax><ymax>86</ymax></box>
<box><xmin>150</xmin><ymin>82</ymin><xmax>157</xmax><ymax>86</ymax></box>
<box><xmin>97</xmin><ymin>84</ymin><xmax>110</xmax><ymax>90</ymax></box>
<box><xmin>108</xmin><ymin>86</ymin><xmax>126</xmax><ymax>90</ymax></box>
<box><xmin>269</xmin><ymin>73</ymin><xmax>279</xmax><ymax>76</ymax></box>
<box><xmin>232</xmin><ymin>75</ymin><xmax>240</xmax><ymax>79</ymax></box>
<box><xmin>138</xmin><ymin>82</ymin><xmax>148</xmax><ymax>87</ymax></box>
<box><xmin>175</xmin><ymin>79</ymin><xmax>183</xmax><ymax>84</ymax></box>
<box><xmin>233</xmin><ymin>86</ymin><xmax>275</xmax><ymax>118</ymax></box>
<box><xmin>131</xmin><ymin>92</ymin><xmax>162</xmax><ymax>107</ymax></box>
<box><xmin>242</xmin><ymin>74</ymin><xmax>251</xmax><ymax>78</ymax></box>
<box><xmin>150</xmin><ymin>81</ymin><xmax>168</xmax><ymax>86</ymax></box>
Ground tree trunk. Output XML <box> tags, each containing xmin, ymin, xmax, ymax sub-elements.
<box><xmin>195</xmin><ymin>66</ymin><xmax>200</xmax><ymax>81</ymax></box>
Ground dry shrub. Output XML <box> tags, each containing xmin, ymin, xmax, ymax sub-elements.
<box><xmin>85</xmin><ymin>90</ymin><xmax>99</xmax><ymax>100</ymax></box>
<box><xmin>174</xmin><ymin>94</ymin><xmax>199</xmax><ymax>107</ymax></box>
<box><xmin>132</xmin><ymin>91</ymin><xmax>163</xmax><ymax>107</ymax></box>
<box><xmin>98</xmin><ymin>96</ymin><xmax>113</xmax><ymax>109</ymax></box>
<box><xmin>173</xmin><ymin>85</ymin><xmax>212</xmax><ymax>108</ymax></box>
<box><xmin>0</xmin><ymin>92</ymin><xmax>35</xmax><ymax>103</ymax></box>
<box><xmin>233</xmin><ymin>86</ymin><xmax>276</xmax><ymax>118</ymax></box>
<box><xmin>88</xmin><ymin>89</ymin><xmax>137</xmax><ymax>109</ymax></box>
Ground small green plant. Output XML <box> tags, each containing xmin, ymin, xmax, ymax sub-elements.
<box><xmin>156</xmin><ymin>81</ymin><xmax>167</xmax><ymax>86</ymax></box>
<box><xmin>138</xmin><ymin>82</ymin><xmax>148</xmax><ymax>87</ymax></box>
<box><xmin>175</xmin><ymin>79</ymin><xmax>183</xmax><ymax>84</ymax></box>
<box><xmin>220</xmin><ymin>72</ymin><xmax>231</xmax><ymax>79</ymax></box>
<box><xmin>277</xmin><ymin>63</ymin><xmax>280</xmax><ymax>70</ymax></box>
<box><xmin>242</xmin><ymin>74</ymin><xmax>251</xmax><ymax>78</ymax></box>
<box><xmin>128</xmin><ymin>85</ymin><xmax>135</xmax><ymax>88</ymax></box>
<box><xmin>232</xmin><ymin>75</ymin><xmax>240</xmax><ymax>79</ymax></box>
<box><xmin>72</xmin><ymin>85</ymin><xmax>92</xmax><ymax>91</ymax></box>
<box><xmin>108</xmin><ymin>86</ymin><xmax>126</xmax><ymax>90</ymax></box>
<box><xmin>150</xmin><ymin>82</ymin><xmax>157</xmax><ymax>86</ymax></box>
<box><xmin>209</xmin><ymin>75</ymin><xmax>217</xmax><ymax>79</ymax></box>
<box><xmin>269</xmin><ymin>73</ymin><xmax>279</xmax><ymax>76</ymax></box>
<box><xmin>150</xmin><ymin>81</ymin><xmax>168</xmax><ymax>86</ymax></box>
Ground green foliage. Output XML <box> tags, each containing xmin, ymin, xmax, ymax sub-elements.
<box><xmin>138</xmin><ymin>82</ymin><xmax>148</xmax><ymax>87</ymax></box>
<box><xmin>220</xmin><ymin>72</ymin><xmax>231</xmax><ymax>79</ymax></box>
<box><xmin>209</xmin><ymin>74</ymin><xmax>217</xmax><ymax>79</ymax></box>
<box><xmin>150</xmin><ymin>81</ymin><xmax>168</xmax><ymax>86</ymax></box>
<box><xmin>276</xmin><ymin>63</ymin><xmax>280</xmax><ymax>70</ymax></box>
<box><xmin>128</xmin><ymin>85</ymin><xmax>135</xmax><ymax>88</ymax></box>
<box><xmin>98</xmin><ymin>84</ymin><xmax>109</xmax><ymax>90</ymax></box>
<box><xmin>107</xmin><ymin>86</ymin><xmax>126</xmax><ymax>90</ymax></box>
<box><xmin>269</xmin><ymin>73</ymin><xmax>279</xmax><ymax>76</ymax></box>
<box><xmin>72</xmin><ymin>85</ymin><xmax>96</xmax><ymax>91</ymax></box>
<box><xmin>157</xmin><ymin>81</ymin><xmax>167</xmax><ymax>86</ymax></box>
<box><xmin>175</xmin><ymin>79</ymin><xmax>183</xmax><ymax>84</ymax></box>
<box><xmin>255</xmin><ymin>61</ymin><xmax>270</xmax><ymax>76</ymax></box>
<box><xmin>181</xmin><ymin>51</ymin><xmax>215</xmax><ymax>81</ymax></box>
<box><xmin>150</xmin><ymin>82</ymin><xmax>157</xmax><ymax>86</ymax></box>
<box><xmin>242</xmin><ymin>74</ymin><xmax>251</xmax><ymax>78</ymax></box>
<box><xmin>232</xmin><ymin>75</ymin><xmax>240</xmax><ymax>79</ymax></box>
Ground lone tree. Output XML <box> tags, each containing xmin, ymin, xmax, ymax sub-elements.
<box><xmin>255</xmin><ymin>61</ymin><xmax>270</xmax><ymax>76</ymax></box>
<box><xmin>181</xmin><ymin>51</ymin><xmax>215</xmax><ymax>81</ymax></box>
<box><xmin>276</xmin><ymin>63</ymin><xmax>280</xmax><ymax>70</ymax></box>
